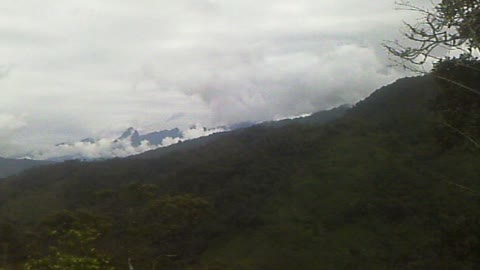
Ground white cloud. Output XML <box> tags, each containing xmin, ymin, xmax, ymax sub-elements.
<box><xmin>0</xmin><ymin>113</ymin><xmax>26</xmax><ymax>131</ymax></box>
<box><xmin>27</xmin><ymin>125</ymin><xmax>225</xmax><ymax>160</ymax></box>
<box><xmin>0</xmin><ymin>113</ymin><xmax>27</xmax><ymax>156</ymax></box>
<box><xmin>0</xmin><ymin>0</ymin><xmax>432</xmax><ymax>157</ymax></box>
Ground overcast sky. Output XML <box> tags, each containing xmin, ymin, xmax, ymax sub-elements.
<box><xmin>0</xmin><ymin>0</ymin><xmax>431</xmax><ymax>157</ymax></box>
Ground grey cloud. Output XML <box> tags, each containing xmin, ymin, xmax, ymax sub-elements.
<box><xmin>0</xmin><ymin>0</ymin><xmax>431</xmax><ymax>157</ymax></box>
<box><xmin>0</xmin><ymin>65</ymin><xmax>12</xmax><ymax>79</ymax></box>
<box><xmin>167</xmin><ymin>112</ymin><xmax>186</xmax><ymax>122</ymax></box>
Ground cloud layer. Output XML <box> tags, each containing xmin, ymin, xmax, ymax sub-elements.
<box><xmin>27</xmin><ymin>125</ymin><xmax>225</xmax><ymax>160</ymax></box>
<box><xmin>0</xmin><ymin>0</ymin><xmax>428</xmax><ymax>157</ymax></box>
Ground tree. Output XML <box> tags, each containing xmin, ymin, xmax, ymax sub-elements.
<box><xmin>24</xmin><ymin>228</ymin><xmax>115</xmax><ymax>270</ymax></box>
<box><xmin>384</xmin><ymin>0</ymin><xmax>480</xmax><ymax>68</ymax></box>
<box><xmin>384</xmin><ymin>0</ymin><xmax>480</xmax><ymax>148</ymax></box>
<box><xmin>432</xmin><ymin>56</ymin><xmax>480</xmax><ymax>148</ymax></box>
<box><xmin>24</xmin><ymin>211</ymin><xmax>115</xmax><ymax>270</ymax></box>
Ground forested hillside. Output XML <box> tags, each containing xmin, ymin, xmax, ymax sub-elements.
<box><xmin>0</xmin><ymin>76</ymin><xmax>479</xmax><ymax>269</ymax></box>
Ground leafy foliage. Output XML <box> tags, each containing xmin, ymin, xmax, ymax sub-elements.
<box><xmin>433</xmin><ymin>55</ymin><xmax>480</xmax><ymax>148</ymax></box>
<box><xmin>384</xmin><ymin>0</ymin><xmax>480</xmax><ymax>66</ymax></box>
<box><xmin>24</xmin><ymin>225</ymin><xmax>115</xmax><ymax>270</ymax></box>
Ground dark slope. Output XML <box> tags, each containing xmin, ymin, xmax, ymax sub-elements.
<box><xmin>0</xmin><ymin>76</ymin><xmax>479</xmax><ymax>269</ymax></box>
<box><xmin>133</xmin><ymin>104</ymin><xmax>349</xmax><ymax>160</ymax></box>
<box><xmin>259</xmin><ymin>104</ymin><xmax>350</xmax><ymax>127</ymax></box>
<box><xmin>0</xmin><ymin>157</ymin><xmax>54</xmax><ymax>179</ymax></box>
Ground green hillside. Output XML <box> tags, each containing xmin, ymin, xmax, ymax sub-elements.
<box><xmin>0</xmin><ymin>76</ymin><xmax>479</xmax><ymax>269</ymax></box>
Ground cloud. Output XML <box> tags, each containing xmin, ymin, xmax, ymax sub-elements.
<box><xmin>187</xmin><ymin>44</ymin><xmax>401</xmax><ymax>123</ymax></box>
<box><xmin>27</xmin><ymin>125</ymin><xmax>225</xmax><ymax>160</ymax></box>
<box><xmin>27</xmin><ymin>138</ymin><xmax>155</xmax><ymax>160</ymax></box>
<box><xmin>0</xmin><ymin>113</ymin><xmax>26</xmax><ymax>131</ymax></box>
<box><xmin>166</xmin><ymin>112</ymin><xmax>186</xmax><ymax>122</ymax></box>
<box><xmin>0</xmin><ymin>0</ymin><xmax>431</xmax><ymax>157</ymax></box>
<box><xmin>160</xmin><ymin>125</ymin><xmax>225</xmax><ymax>147</ymax></box>
<box><xmin>0</xmin><ymin>65</ymin><xmax>12</xmax><ymax>79</ymax></box>
<box><xmin>0</xmin><ymin>113</ymin><xmax>27</xmax><ymax>157</ymax></box>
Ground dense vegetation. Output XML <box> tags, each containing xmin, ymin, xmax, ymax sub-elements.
<box><xmin>0</xmin><ymin>75</ymin><xmax>479</xmax><ymax>269</ymax></box>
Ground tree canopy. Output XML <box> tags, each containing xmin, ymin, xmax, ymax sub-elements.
<box><xmin>385</xmin><ymin>0</ymin><xmax>480</xmax><ymax>67</ymax></box>
<box><xmin>385</xmin><ymin>0</ymin><xmax>480</xmax><ymax>149</ymax></box>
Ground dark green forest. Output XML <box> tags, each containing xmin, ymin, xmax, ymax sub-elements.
<box><xmin>0</xmin><ymin>74</ymin><xmax>479</xmax><ymax>269</ymax></box>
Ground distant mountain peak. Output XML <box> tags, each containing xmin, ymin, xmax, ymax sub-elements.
<box><xmin>139</xmin><ymin>128</ymin><xmax>182</xmax><ymax>146</ymax></box>
<box><xmin>116</xmin><ymin>127</ymin><xmax>141</xmax><ymax>146</ymax></box>
<box><xmin>118</xmin><ymin>127</ymin><xmax>139</xmax><ymax>140</ymax></box>
<box><xmin>80</xmin><ymin>138</ymin><xmax>96</xmax><ymax>144</ymax></box>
